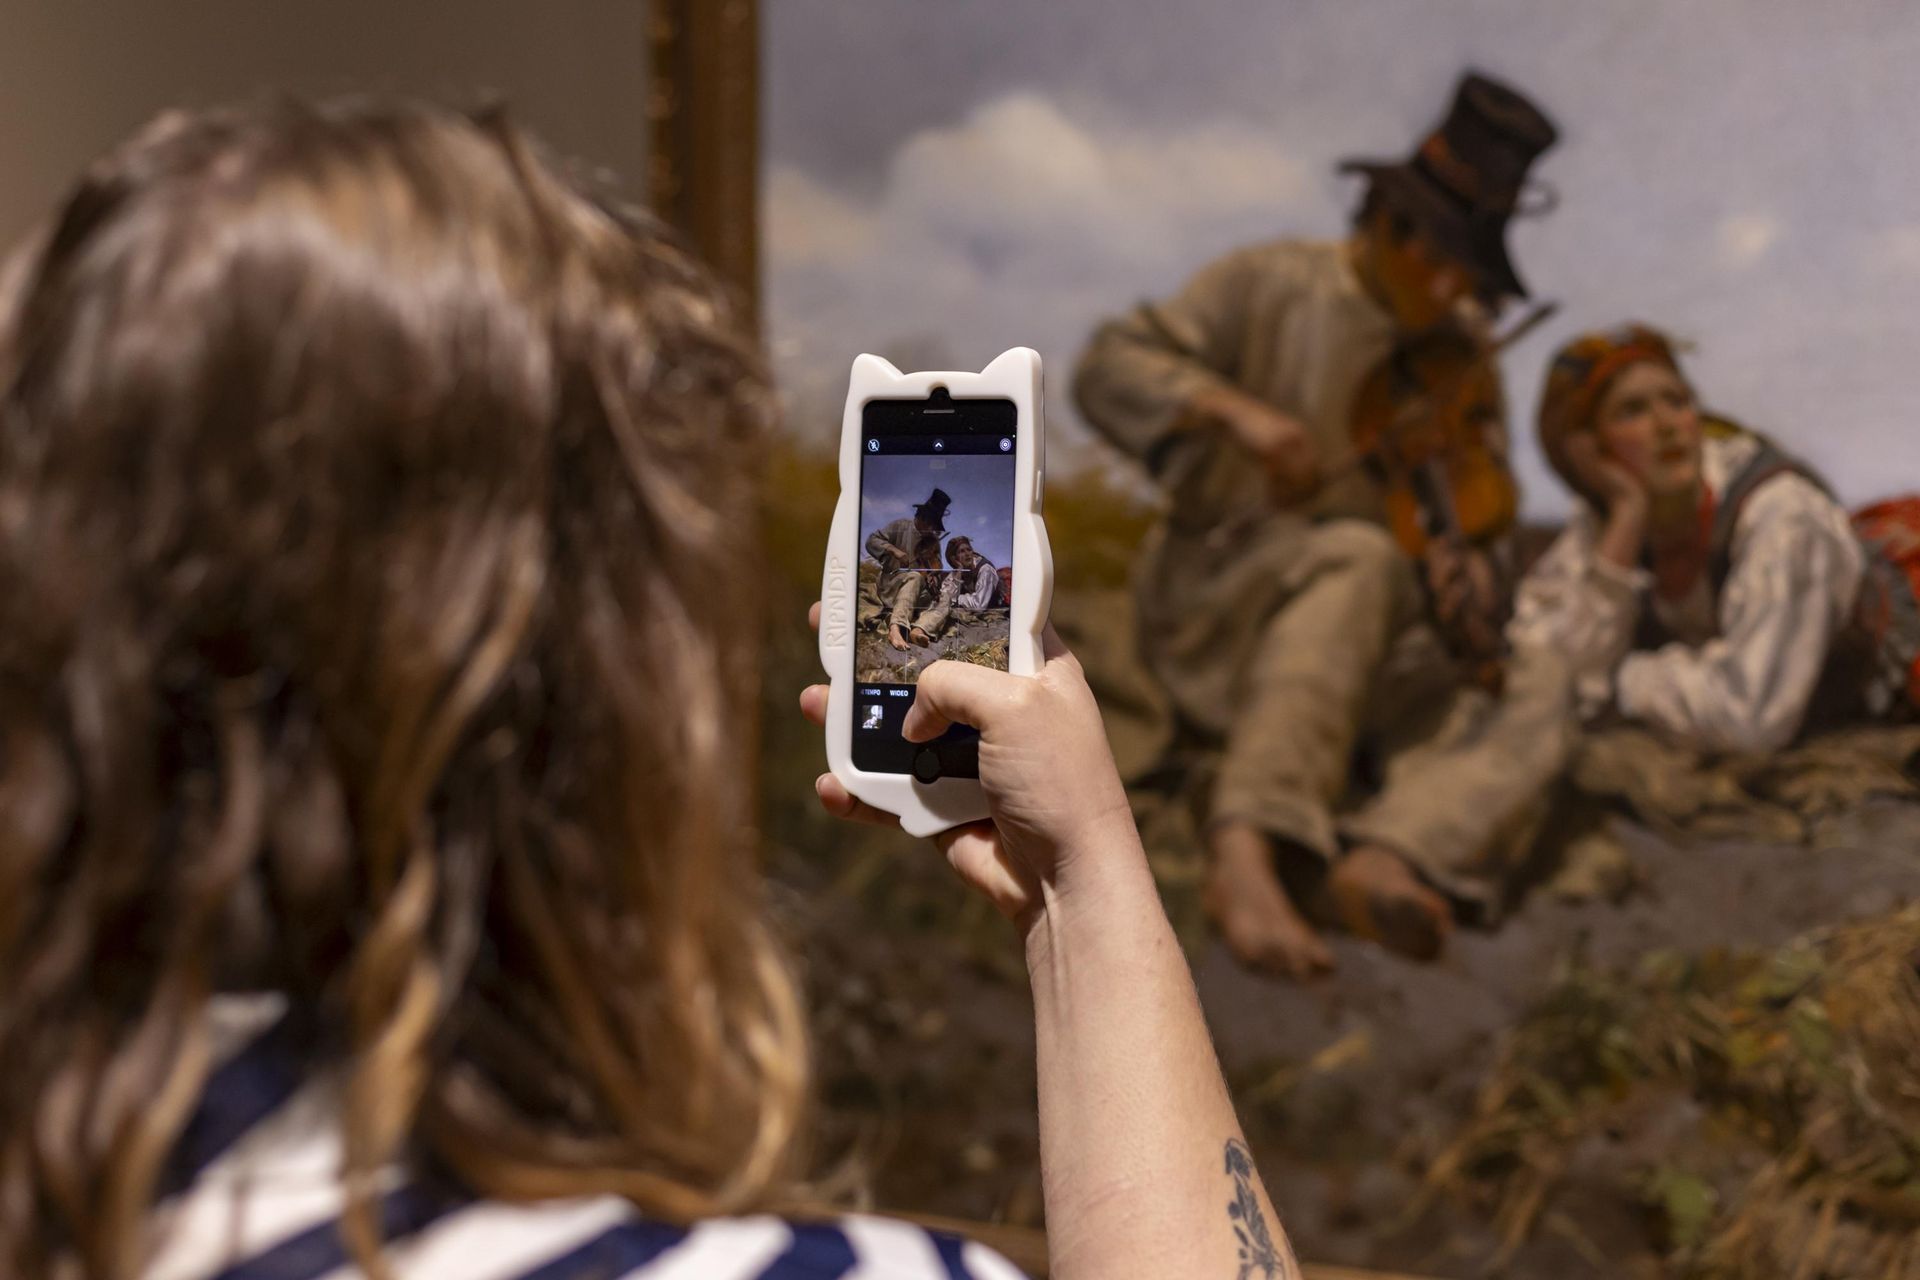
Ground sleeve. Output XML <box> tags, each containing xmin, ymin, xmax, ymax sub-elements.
<box><xmin>1506</xmin><ymin>512</ymin><xmax>1646</xmax><ymax>719</ymax></box>
<box><xmin>866</xmin><ymin>520</ymin><xmax>908</xmax><ymax>567</ymax></box>
<box><xmin>1614</xmin><ymin>477</ymin><xmax>1866</xmax><ymax>753</ymax></box>
<box><xmin>1070</xmin><ymin>244</ymin><xmax>1266</xmax><ymax>473</ymax></box>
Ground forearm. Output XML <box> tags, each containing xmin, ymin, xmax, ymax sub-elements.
<box><xmin>1615</xmin><ymin>617</ymin><xmax>1828</xmax><ymax>754</ymax></box>
<box><xmin>1024</xmin><ymin>836</ymin><xmax>1295</xmax><ymax>1280</ymax></box>
<box><xmin>1593</xmin><ymin>493</ymin><xmax>1648</xmax><ymax>572</ymax></box>
<box><xmin>1616</xmin><ymin>508</ymin><xmax>1851</xmax><ymax>754</ymax></box>
<box><xmin>1074</xmin><ymin>321</ymin><xmax>1233</xmax><ymax>462</ymax></box>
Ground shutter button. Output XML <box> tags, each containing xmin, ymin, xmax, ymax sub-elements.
<box><xmin>911</xmin><ymin>745</ymin><xmax>943</xmax><ymax>784</ymax></box>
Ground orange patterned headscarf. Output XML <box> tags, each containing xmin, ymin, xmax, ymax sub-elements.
<box><xmin>1536</xmin><ymin>323</ymin><xmax>1686</xmax><ymax>502</ymax></box>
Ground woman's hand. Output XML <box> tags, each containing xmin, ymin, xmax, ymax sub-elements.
<box><xmin>1560</xmin><ymin>430</ymin><xmax>1647</xmax><ymax>514</ymax></box>
<box><xmin>1559</xmin><ymin>432</ymin><xmax>1653</xmax><ymax>572</ymax></box>
<box><xmin>800</xmin><ymin>604</ymin><xmax>1141</xmax><ymax>932</ymax></box>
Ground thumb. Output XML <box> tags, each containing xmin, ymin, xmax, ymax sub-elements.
<box><xmin>903</xmin><ymin>659</ymin><xmax>1022</xmax><ymax>743</ymax></box>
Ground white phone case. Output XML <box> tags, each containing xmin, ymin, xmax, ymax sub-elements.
<box><xmin>818</xmin><ymin>347</ymin><xmax>1053</xmax><ymax>837</ymax></box>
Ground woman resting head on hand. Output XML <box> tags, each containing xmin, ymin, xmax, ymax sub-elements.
<box><xmin>1515</xmin><ymin>323</ymin><xmax>1919</xmax><ymax>753</ymax></box>
<box><xmin>0</xmin><ymin>98</ymin><xmax>1030</xmax><ymax>1280</ymax></box>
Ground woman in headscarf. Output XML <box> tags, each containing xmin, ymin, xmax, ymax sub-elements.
<box><xmin>1511</xmin><ymin>324</ymin><xmax>1920</xmax><ymax>753</ymax></box>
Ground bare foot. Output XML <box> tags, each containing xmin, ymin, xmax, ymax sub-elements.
<box><xmin>888</xmin><ymin>624</ymin><xmax>911</xmax><ymax>651</ymax></box>
<box><xmin>909</xmin><ymin>626</ymin><xmax>932</xmax><ymax>646</ymax></box>
<box><xmin>1204</xmin><ymin>822</ymin><xmax>1335</xmax><ymax>979</ymax></box>
<box><xmin>1324</xmin><ymin>845</ymin><xmax>1452</xmax><ymax>962</ymax></box>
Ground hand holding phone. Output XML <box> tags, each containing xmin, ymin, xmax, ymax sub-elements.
<box><xmin>802</xmin><ymin>620</ymin><xmax>1134</xmax><ymax>925</ymax></box>
<box><xmin>817</xmin><ymin>348</ymin><xmax>1052</xmax><ymax>836</ymax></box>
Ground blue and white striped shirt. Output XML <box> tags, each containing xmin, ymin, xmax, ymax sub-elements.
<box><xmin>145</xmin><ymin>999</ymin><xmax>1029</xmax><ymax>1280</ymax></box>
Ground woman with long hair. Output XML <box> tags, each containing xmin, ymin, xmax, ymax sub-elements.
<box><xmin>1512</xmin><ymin>324</ymin><xmax>1919</xmax><ymax>752</ymax></box>
<box><xmin>0</xmin><ymin>98</ymin><xmax>1291</xmax><ymax>1279</ymax></box>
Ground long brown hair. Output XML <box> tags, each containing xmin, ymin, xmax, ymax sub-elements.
<box><xmin>0</xmin><ymin>99</ymin><xmax>806</xmax><ymax>1278</ymax></box>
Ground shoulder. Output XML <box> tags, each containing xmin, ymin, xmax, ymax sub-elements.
<box><xmin>1720</xmin><ymin>480</ymin><xmax>1864</xmax><ymax>619</ymax></box>
<box><xmin>1701</xmin><ymin>427</ymin><xmax>1851</xmax><ymax>557</ymax></box>
<box><xmin>1737</xmin><ymin>468</ymin><xmax>1845</xmax><ymax>529</ymax></box>
<box><xmin>165</xmin><ymin>1198</ymin><xmax>1033</xmax><ymax>1280</ymax></box>
<box><xmin>1232</xmin><ymin>237</ymin><xmax>1342</xmax><ymax>285</ymax></box>
<box><xmin>156</xmin><ymin>1008</ymin><xmax>1033</xmax><ymax>1280</ymax></box>
<box><xmin>1182</xmin><ymin>238</ymin><xmax>1336</xmax><ymax>293</ymax></box>
<box><xmin>1720</xmin><ymin>449</ymin><xmax>1854</xmax><ymax>553</ymax></box>
<box><xmin>449</xmin><ymin>1209</ymin><xmax>1031</xmax><ymax>1280</ymax></box>
<box><xmin>1704</xmin><ymin>428</ymin><xmax>1836</xmax><ymax>527</ymax></box>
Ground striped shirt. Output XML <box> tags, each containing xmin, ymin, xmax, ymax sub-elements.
<box><xmin>145</xmin><ymin>999</ymin><xmax>1029</xmax><ymax>1280</ymax></box>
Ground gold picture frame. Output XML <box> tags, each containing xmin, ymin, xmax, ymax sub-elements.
<box><xmin>648</xmin><ymin>0</ymin><xmax>760</xmax><ymax>327</ymax></box>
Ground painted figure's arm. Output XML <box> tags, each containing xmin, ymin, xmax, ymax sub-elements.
<box><xmin>1508</xmin><ymin>513</ymin><xmax>1644</xmax><ymax>718</ymax></box>
<box><xmin>1071</xmin><ymin>246</ymin><xmax>1261</xmax><ymax>467</ymax></box>
<box><xmin>866</xmin><ymin>519</ymin><xmax>910</xmax><ymax>567</ymax></box>
<box><xmin>1616</xmin><ymin>478</ymin><xmax>1865</xmax><ymax>752</ymax></box>
<box><xmin>954</xmin><ymin>559</ymin><xmax>1001</xmax><ymax>611</ymax></box>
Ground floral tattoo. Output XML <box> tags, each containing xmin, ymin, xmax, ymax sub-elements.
<box><xmin>1225</xmin><ymin>1139</ymin><xmax>1287</xmax><ymax>1279</ymax></box>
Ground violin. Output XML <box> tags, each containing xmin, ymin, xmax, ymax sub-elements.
<box><xmin>1347</xmin><ymin>302</ymin><xmax>1557</xmax><ymax>682</ymax></box>
<box><xmin>909</xmin><ymin>536</ymin><xmax>946</xmax><ymax>590</ymax></box>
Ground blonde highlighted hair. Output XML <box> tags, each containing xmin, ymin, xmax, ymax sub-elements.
<box><xmin>0</xmin><ymin>99</ymin><xmax>807</xmax><ymax>1278</ymax></box>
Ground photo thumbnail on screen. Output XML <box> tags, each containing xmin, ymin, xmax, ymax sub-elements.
<box><xmin>856</xmin><ymin>447</ymin><xmax>1016</xmax><ymax>686</ymax></box>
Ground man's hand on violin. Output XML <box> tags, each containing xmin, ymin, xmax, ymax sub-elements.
<box><xmin>1424</xmin><ymin>539</ymin><xmax>1506</xmax><ymax>665</ymax></box>
<box><xmin>1185</xmin><ymin>385</ymin><xmax>1321</xmax><ymax>505</ymax></box>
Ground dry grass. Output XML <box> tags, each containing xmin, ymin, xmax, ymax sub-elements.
<box><xmin>1423</xmin><ymin>907</ymin><xmax>1920</xmax><ymax>1278</ymax></box>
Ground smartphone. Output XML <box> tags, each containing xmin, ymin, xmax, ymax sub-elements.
<box><xmin>819</xmin><ymin>349</ymin><xmax>1051</xmax><ymax>837</ymax></box>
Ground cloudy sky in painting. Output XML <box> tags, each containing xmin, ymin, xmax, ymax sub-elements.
<box><xmin>764</xmin><ymin>0</ymin><xmax>1920</xmax><ymax>518</ymax></box>
<box><xmin>859</xmin><ymin>452</ymin><xmax>1017</xmax><ymax>571</ymax></box>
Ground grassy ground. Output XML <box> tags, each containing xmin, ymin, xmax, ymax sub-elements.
<box><xmin>756</xmin><ymin>437</ymin><xmax>1920</xmax><ymax>1277</ymax></box>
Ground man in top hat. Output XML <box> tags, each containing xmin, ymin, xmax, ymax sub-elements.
<box><xmin>867</xmin><ymin>487</ymin><xmax>962</xmax><ymax>650</ymax></box>
<box><xmin>1074</xmin><ymin>71</ymin><xmax>1566</xmax><ymax>977</ymax></box>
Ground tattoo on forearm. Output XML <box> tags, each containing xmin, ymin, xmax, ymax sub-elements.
<box><xmin>1225</xmin><ymin>1139</ymin><xmax>1290</xmax><ymax>1279</ymax></box>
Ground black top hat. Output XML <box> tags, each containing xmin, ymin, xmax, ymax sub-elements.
<box><xmin>914</xmin><ymin>488</ymin><xmax>952</xmax><ymax>532</ymax></box>
<box><xmin>1339</xmin><ymin>71</ymin><xmax>1558</xmax><ymax>300</ymax></box>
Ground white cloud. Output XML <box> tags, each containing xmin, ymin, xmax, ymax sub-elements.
<box><xmin>1714</xmin><ymin>212</ymin><xmax>1781</xmax><ymax>270</ymax></box>
<box><xmin>769</xmin><ymin>80</ymin><xmax>1920</xmax><ymax>521</ymax></box>
<box><xmin>764</xmin><ymin>91</ymin><xmax>1312</xmax><ymax>465</ymax></box>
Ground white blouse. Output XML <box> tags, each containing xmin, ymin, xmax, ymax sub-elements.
<box><xmin>952</xmin><ymin>557</ymin><xmax>1004</xmax><ymax>611</ymax></box>
<box><xmin>1509</xmin><ymin>432</ymin><xmax>1864</xmax><ymax>754</ymax></box>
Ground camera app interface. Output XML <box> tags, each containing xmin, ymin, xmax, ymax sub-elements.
<box><xmin>852</xmin><ymin>391</ymin><xmax>1017</xmax><ymax>777</ymax></box>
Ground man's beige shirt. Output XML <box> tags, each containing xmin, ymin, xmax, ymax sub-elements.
<box><xmin>1073</xmin><ymin>238</ymin><xmax>1400</xmax><ymax>729</ymax></box>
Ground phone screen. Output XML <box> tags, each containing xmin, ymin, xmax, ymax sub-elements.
<box><xmin>852</xmin><ymin>389</ymin><xmax>1018</xmax><ymax>778</ymax></box>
